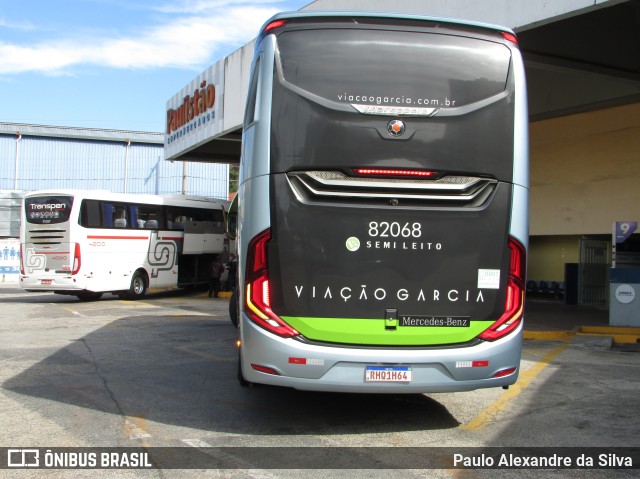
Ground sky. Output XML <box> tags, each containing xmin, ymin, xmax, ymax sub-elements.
<box><xmin>0</xmin><ymin>0</ymin><xmax>312</xmax><ymax>133</ymax></box>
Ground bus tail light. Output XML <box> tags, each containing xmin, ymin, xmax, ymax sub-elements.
<box><xmin>263</xmin><ymin>19</ymin><xmax>286</xmax><ymax>34</ymax></box>
<box><xmin>478</xmin><ymin>236</ymin><xmax>526</xmax><ymax>341</ymax></box>
<box><xmin>72</xmin><ymin>243</ymin><xmax>81</xmax><ymax>275</ymax></box>
<box><xmin>245</xmin><ymin>229</ymin><xmax>299</xmax><ymax>338</ymax></box>
<box><xmin>352</xmin><ymin>168</ymin><xmax>438</xmax><ymax>179</ymax></box>
<box><xmin>19</xmin><ymin>244</ymin><xmax>25</xmax><ymax>275</ymax></box>
<box><xmin>501</xmin><ymin>31</ymin><xmax>518</xmax><ymax>44</ymax></box>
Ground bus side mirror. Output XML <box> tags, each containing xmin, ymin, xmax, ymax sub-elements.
<box><xmin>226</xmin><ymin>195</ymin><xmax>238</xmax><ymax>241</ymax></box>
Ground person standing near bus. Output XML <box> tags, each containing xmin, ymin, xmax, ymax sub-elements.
<box><xmin>225</xmin><ymin>253</ymin><xmax>237</xmax><ymax>292</ymax></box>
<box><xmin>209</xmin><ymin>255</ymin><xmax>225</xmax><ymax>298</ymax></box>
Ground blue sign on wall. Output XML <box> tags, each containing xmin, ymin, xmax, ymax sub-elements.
<box><xmin>615</xmin><ymin>222</ymin><xmax>637</xmax><ymax>244</ymax></box>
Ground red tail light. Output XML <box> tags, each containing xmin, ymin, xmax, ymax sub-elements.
<box><xmin>244</xmin><ymin>229</ymin><xmax>299</xmax><ymax>338</ymax></box>
<box><xmin>72</xmin><ymin>243</ymin><xmax>81</xmax><ymax>275</ymax></box>
<box><xmin>19</xmin><ymin>244</ymin><xmax>25</xmax><ymax>275</ymax></box>
<box><xmin>263</xmin><ymin>19</ymin><xmax>286</xmax><ymax>34</ymax></box>
<box><xmin>478</xmin><ymin>236</ymin><xmax>526</xmax><ymax>341</ymax></box>
<box><xmin>501</xmin><ymin>31</ymin><xmax>518</xmax><ymax>44</ymax></box>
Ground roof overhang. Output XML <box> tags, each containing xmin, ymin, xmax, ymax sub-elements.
<box><xmin>164</xmin><ymin>0</ymin><xmax>640</xmax><ymax>164</ymax></box>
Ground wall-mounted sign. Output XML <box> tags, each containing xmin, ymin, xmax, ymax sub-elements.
<box><xmin>615</xmin><ymin>221</ymin><xmax>637</xmax><ymax>244</ymax></box>
<box><xmin>615</xmin><ymin>284</ymin><xmax>636</xmax><ymax>304</ymax></box>
<box><xmin>164</xmin><ymin>61</ymin><xmax>225</xmax><ymax>161</ymax></box>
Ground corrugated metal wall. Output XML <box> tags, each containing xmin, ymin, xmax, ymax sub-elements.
<box><xmin>0</xmin><ymin>191</ymin><xmax>23</xmax><ymax>237</ymax></box>
<box><xmin>0</xmin><ymin>132</ymin><xmax>228</xmax><ymax>199</ymax></box>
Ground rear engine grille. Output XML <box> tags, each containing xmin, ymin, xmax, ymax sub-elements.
<box><xmin>286</xmin><ymin>170</ymin><xmax>498</xmax><ymax>208</ymax></box>
<box><xmin>27</xmin><ymin>229</ymin><xmax>66</xmax><ymax>245</ymax></box>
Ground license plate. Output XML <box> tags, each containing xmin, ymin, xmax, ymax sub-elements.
<box><xmin>365</xmin><ymin>366</ymin><xmax>412</xmax><ymax>383</ymax></box>
<box><xmin>40</xmin><ymin>279</ymin><xmax>52</xmax><ymax>285</ymax></box>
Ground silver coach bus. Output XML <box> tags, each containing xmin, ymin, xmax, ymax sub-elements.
<box><xmin>229</xmin><ymin>11</ymin><xmax>529</xmax><ymax>393</ymax></box>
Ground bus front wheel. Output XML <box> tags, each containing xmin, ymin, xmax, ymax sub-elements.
<box><xmin>125</xmin><ymin>271</ymin><xmax>147</xmax><ymax>300</ymax></box>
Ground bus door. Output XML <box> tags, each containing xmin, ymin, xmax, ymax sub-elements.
<box><xmin>139</xmin><ymin>206</ymin><xmax>178</xmax><ymax>288</ymax></box>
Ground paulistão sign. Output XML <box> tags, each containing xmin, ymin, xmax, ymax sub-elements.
<box><xmin>164</xmin><ymin>61</ymin><xmax>224</xmax><ymax>161</ymax></box>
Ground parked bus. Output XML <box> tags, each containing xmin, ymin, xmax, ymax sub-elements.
<box><xmin>20</xmin><ymin>190</ymin><xmax>229</xmax><ymax>300</ymax></box>
<box><xmin>229</xmin><ymin>11</ymin><xmax>529</xmax><ymax>393</ymax></box>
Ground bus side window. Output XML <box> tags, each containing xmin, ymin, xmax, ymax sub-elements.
<box><xmin>166</xmin><ymin>206</ymin><xmax>187</xmax><ymax>230</ymax></box>
<box><xmin>102</xmin><ymin>202</ymin><xmax>129</xmax><ymax>228</ymax></box>
<box><xmin>80</xmin><ymin>200</ymin><xmax>102</xmax><ymax>228</ymax></box>
<box><xmin>244</xmin><ymin>56</ymin><xmax>261</xmax><ymax>128</ymax></box>
<box><xmin>138</xmin><ymin>205</ymin><xmax>163</xmax><ymax>229</ymax></box>
<box><xmin>113</xmin><ymin>204</ymin><xmax>128</xmax><ymax>228</ymax></box>
<box><xmin>102</xmin><ymin>203</ymin><xmax>114</xmax><ymax>228</ymax></box>
<box><xmin>129</xmin><ymin>205</ymin><xmax>142</xmax><ymax>228</ymax></box>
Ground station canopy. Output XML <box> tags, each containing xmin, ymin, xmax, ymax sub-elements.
<box><xmin>164</xmin><ymin>0</ymin><xmax>640</xmax><ymax>165</ymax></box>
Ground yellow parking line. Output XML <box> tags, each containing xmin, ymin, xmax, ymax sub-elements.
<box><xmin>461</xmin><ymin>341</ymin><xmax>569</xmax><ymax>431</ymax></box>
<box><xmin>58</xmin><ymin>305</ymin><xmax>82</xmax><ymax>316</ymax></box>
<box><xmin>124</xmin><ymin>416</ymin><xmax>151</xmax><ymax>442</ymax></box>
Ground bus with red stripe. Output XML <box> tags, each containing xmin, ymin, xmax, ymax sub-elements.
<box><xmin>20</xmin><ymin>190</ymin><xmax>229</xmax><ymax>300</ymax></box>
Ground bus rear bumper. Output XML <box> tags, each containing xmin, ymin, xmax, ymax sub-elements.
<box><xmin>20</xmin><ymin>275</ymin><xmax>88</xmax><ymax>292</ymax></box>
<box><xmin>240</xmin><ymin>315</ymin><xmax>523</xmax><ymax>393</ymax></box>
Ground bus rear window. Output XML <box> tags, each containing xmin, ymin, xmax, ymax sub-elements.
<box><xmin>25</xmin><ymin>196</ymin><xmax>74</xmax><ymax>224</ymax></box>
<box><xmin>277</xmin><ymin>29</ymin><xmax>511</xmax><ymax>108</ymax></box>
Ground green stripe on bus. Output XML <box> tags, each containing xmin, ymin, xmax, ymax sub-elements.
<box><xmin>281</xmin><ymin>316</ymin><xmax>494</xmax><ymax>346</ymax></box>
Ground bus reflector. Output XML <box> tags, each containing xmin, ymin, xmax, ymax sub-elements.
<box><xmin>19</xmin><ymin>244</ymin><xmax>25</xmax><ymax>275</ymax></box>
<box><xmin>251</xmin><ymin>364</ymin><xmax>281</xmax><ymax>375</ymax></box>
<box><xmin>492</xmin><ymin>367</ymin><xmax>517</xmax><ymax>378</ymax></box>
<box><xmin>72</xmin><ymin>243</ymin><xmax>81</xmax><ymax>275</ymax></box>
<box><xmin>245</xmin><ymin>229</ymin><xmax>299</xmax><ymax>338</ymax></box>
<box><xmin>478</xmin><ymin>236</ymin><xmax>526</xmax><ymax>341</ymax></box>
<box><xmin>352</xmin><ymin>168</ymin><xmax>437</xmax><ymax>178</ymax></box>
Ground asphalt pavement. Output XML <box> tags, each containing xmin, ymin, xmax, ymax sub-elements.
<box><xmin>524</xmin><ymin>299</ymin><xmax>608</xmax><ymax>331</ymax></box>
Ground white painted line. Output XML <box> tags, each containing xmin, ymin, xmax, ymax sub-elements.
<box><xmin>182</xmin><ymin>439</ymin><xmax>213</xmax><ymax>448</ymax></box>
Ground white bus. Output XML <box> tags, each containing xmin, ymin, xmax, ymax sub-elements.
<box><xmin>20</xmin><ymin>190</ymin><xmax>229</xmax><ymax>300</ymax></box>
<box><xmin>230</xmin><ymin>11</ymin><xmax>529</xmax><ymax>393</ymax></box>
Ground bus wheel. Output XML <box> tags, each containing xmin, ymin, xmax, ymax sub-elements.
<box><xmin>126</xmin><ymin>271</ymin><xmax>147</xmax><ymax>300</ymax></box>
<box><xmin>229</xmin><ymin>289</ymin><xmax>239</xmax><ymax>328</ymax></box>
<box><xmin>76</xmin><ymin>291</ymin><xmax>103</xmax><ymax>301</ymax></box>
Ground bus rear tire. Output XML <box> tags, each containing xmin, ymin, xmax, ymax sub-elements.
<box><xmin>229</xmin><ymin>289</ymin><xmax>239</xmax><ymax>328</ymax></box>
<box><xmin>76</xmin><ymin>291</ymin><xmax>103</xmax><ymax>301</ymax></box>
<box><xmin>125</xmin><ymin>271</ymin><xmax>147</xmax><ymax>300</ymax></box>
